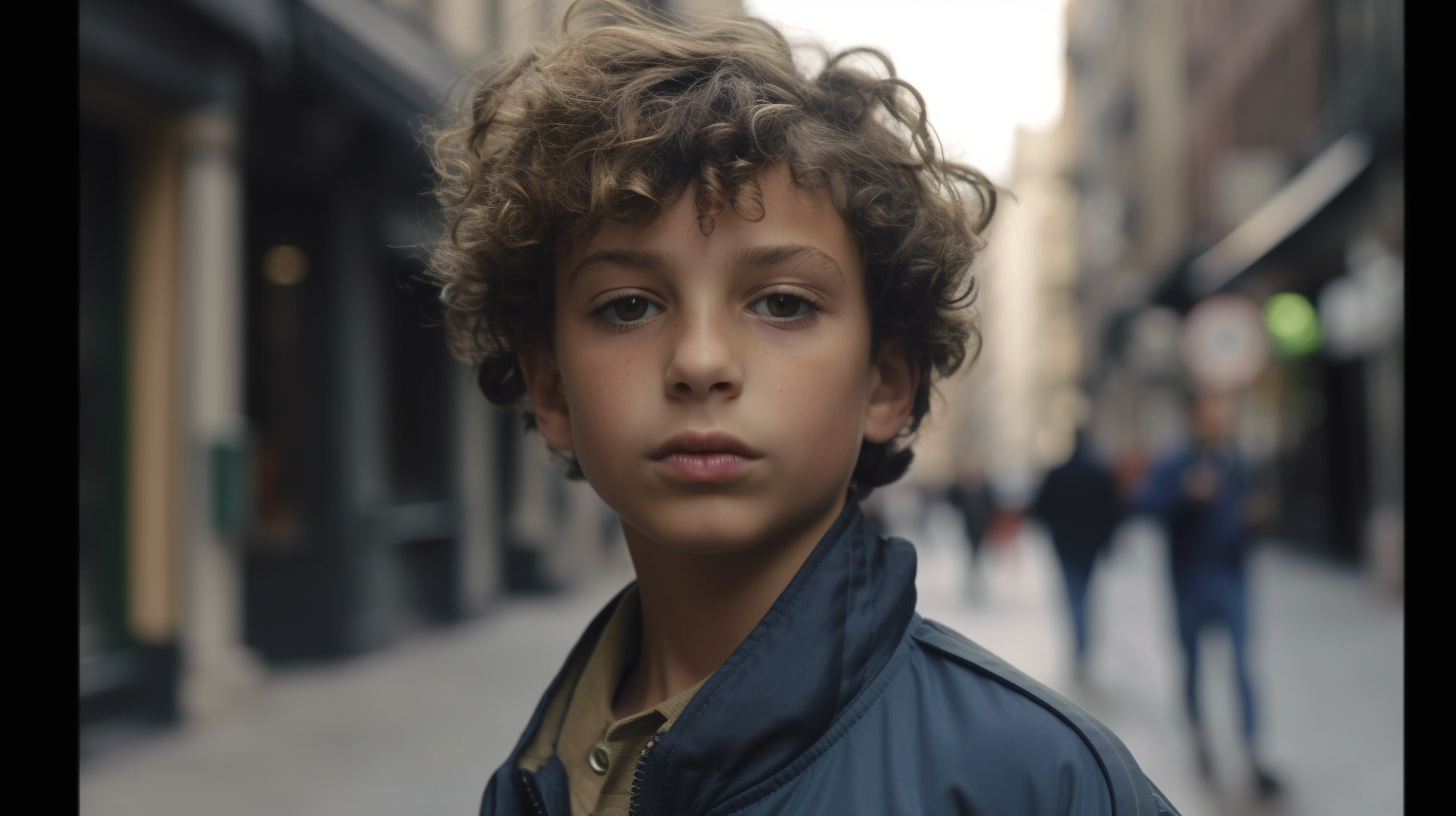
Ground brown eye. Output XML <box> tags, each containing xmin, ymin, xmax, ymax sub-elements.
<box><xmin>599</xmin><ymin>295</ymin><xmax>660</xmax><ymax>325</ymax></box>
<box><xmin>767</xmin><ymin>294</ymin><xmax>800</xmax><ymax>318</ymax></box>
<box><xmin>751</xmin><ymin>293</ymin><xmax>817</xmax><ymax>322</ymax></box>
<box><xmin>614</xmin><ymin>297</ymin><xmax>647</xmax><ymax>321</ymax></box>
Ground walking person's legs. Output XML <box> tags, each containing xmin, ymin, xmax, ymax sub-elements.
<box><xmin>964</xmin><ymin>528</ymin><xmax>986</xmax><ymax>604</ymax></box>
<box><xmin>1172</xmin><ymin>572</ymin><xmax>1212</xmax><ymax>777</ymax></box>
<box><xmin>1220</xmin><ymin>574</ymin><xmax>1257</xmax><ymax>745</ymax></box>
<box><xmin>1058</xmin><ymin>555</ymin><xmax>1094</xmax><ymax>681</ymax></box>
<box><xmin>1218</xmin><ymin>570</ymin><xmax>1282</xmax><ymax>797</ymax></box>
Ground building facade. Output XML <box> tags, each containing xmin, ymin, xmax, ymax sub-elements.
<box><xmin>1062</xmin><ymin>0</ymin><xmax>1403</xmax><ymax>575</ymax></box>
<box><xmin>946</xmin><ymin>121</ymin><xmax>1084</xmax><ymax>505</ymax></box>
<box><xmin>80</xmin><ymin>0</ymin><xmax>743</xmax><ymax>757</ymax></box>
<box><xmin>1062</xmin><ymin>0</ymin><xmax>1191</xmax><ymax>467</ymax></box>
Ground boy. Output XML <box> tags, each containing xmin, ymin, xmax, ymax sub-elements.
<box><xmin>427</xmin><ymin>1</ymin><xmax>1180</xmax><ymax>813</ymax></box>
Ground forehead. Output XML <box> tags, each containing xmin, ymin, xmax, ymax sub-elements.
<box><xmin>553</xmin><ymin>165</ymin><xmax>861</xmax><ymax>285</ymax></box>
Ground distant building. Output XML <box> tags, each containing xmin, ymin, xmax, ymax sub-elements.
<box><xmin>948</xmin><ymin>120</ymin><xmax>1084</xmax><ymax>503</ymax></box>
<box><xmin>1063</xmin><ymin>0</ymin><xmax>1191</xmax><ymax>464</ymax></box>
<box><xmin>1062</xmin><ymin>0</ymin><xmax>1403</xmax><ymax>572</ymax></box>
<box><xmin>80</xmin><ymin>0</ymin><xmax>743</xmax><ymax>758</ymax></box>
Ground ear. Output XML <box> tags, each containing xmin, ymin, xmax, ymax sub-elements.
<box><xmin>518</xmin><ymin>348</ymin><xmax>574</xmax><ymax>453</ymax></box>
<box><xmin>864</xmin><ymin>339</ymin><xmax>919</xmax><ymax>445</ymax></box>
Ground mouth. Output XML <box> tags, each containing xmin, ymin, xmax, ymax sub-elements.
<box><xmin>650</xmin><ymin>431</ymin><xmax>761</xmax><ymax>483</ymax></box>
<box><xmin>650</xmin><ymin>431</ymin><xmax>762</xmax><ymax>460</ymax></box>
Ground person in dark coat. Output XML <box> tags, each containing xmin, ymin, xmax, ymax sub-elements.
<box><xmin>1029</xmin><ymin>429</ymin><xmax>1123</xmax><ymax>683</ymax></box>
<box><xmin>1137</xmin><ymin>390</ymin><xmax>1281</xmax><ymax>798</ymax></box>
<box><xmin>944</xmin><ymin>458</ymin><xmax>998</xmax><ymax>602</ymax></box>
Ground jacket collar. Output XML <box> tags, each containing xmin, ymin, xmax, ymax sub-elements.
<box><xmin>595</xmin><ymin>498</ymin><xmax>919</xmax><ymax>815</ymax></box>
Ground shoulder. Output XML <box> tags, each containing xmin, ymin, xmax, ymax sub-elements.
<box><xmin>901</xmin><ymin>617</ymin><xmax>1177</xmax><ymax>816</ymax></box>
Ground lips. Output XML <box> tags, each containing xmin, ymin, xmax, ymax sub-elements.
<box><xmin>649</xmin><ymin>431</ymin><xmax>762</xmax><ymax>461</ymax></box>
<box><xmin>650</xmin><ymin>431</ymin><xmax>761</xmax><ymax>483</ymax></box>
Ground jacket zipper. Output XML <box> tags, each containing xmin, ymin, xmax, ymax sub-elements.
<box><xmin>516</xmin><ymin>768</ymin><xmax>550</xmax><ymax>816</ymax></box>
<box><xmin>627</xmin><ymin>733</ymin><xmax>662</xmax><ymax>816</ymax></box>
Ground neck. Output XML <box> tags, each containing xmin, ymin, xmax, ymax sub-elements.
<box><xmin>611</xmin><ymin>495</ymin><xmax>847</xmax><ymax>719</ymax></box>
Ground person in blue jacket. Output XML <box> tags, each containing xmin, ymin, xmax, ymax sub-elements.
<box><xmin>425</xmin><ymin>2</ymin><xmax>1180</xmax><ymax>813</ymax></box>
<box><xmin>1138</xmin><ymin>389</ymin><xmax>1281</xmax><ymax>798</ymax></box>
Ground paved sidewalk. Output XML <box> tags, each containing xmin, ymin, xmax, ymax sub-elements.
<box><xmin>909</xmin><ymin>501</ymin><xmax>1404</xmax><ymax>816</ymax></box>
<box><xmin>79</xmin><ymin>544</ymin><xmax>640</xmax><ymax>816</ymax></box>
<box><xmin>80</xmin><ymin>508</ymin><xmax>1402</xmax><ymax>816</ymax></box>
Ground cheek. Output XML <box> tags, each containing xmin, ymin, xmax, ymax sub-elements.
<box><xmin>559</xmin><ymin>350</ymin><xmax>650</xmax><ymax>454</ymax></box>
<box><xmin>767</xmin><ymin>346</ymin><xmax>873</xmax><ymax>455</ymax></box>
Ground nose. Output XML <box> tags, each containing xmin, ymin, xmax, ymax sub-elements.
<box><xmin>664</xmin><ymin>307</ymin><xmax>742</xmax><ymax>400</ymax></box>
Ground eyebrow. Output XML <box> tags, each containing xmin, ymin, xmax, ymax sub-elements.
<box><xmin>566</xmin><ymin>249</ymin><xmax>672</xmax><ymax>288</ymax></box>
<box><xmin>735</xmin><ymin>244</ymin><xmax>845</xmax><ymax>282</ymax></box>
<box><xmin>564</xmin><ymin>243</ymin><xmax>845</xmax><ymax>288</ymax></box>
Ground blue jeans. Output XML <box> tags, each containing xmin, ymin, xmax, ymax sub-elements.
<box><xmin>1172</xmin><ymin>566</ymin><xmax>1258</xmax><ymax>744</ymax></box>
<box><xmin>1058</xmin><ymin>558</ymin><xmax>1094</xmax><ymax>661</ymax></box>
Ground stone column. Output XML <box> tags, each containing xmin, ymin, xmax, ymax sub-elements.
<box><xmin>455</xmin><ymin>362</ymin><xmax>501</xmax><ymax>614</ymax></box>
<box><xmin>510</xmin><ymin>428</ymin><xmax>559</xmax><ymax>576</ymax></box>
<box><xmin>177</xmin><ymin>108</ymin><xmax>265</xmax><ymax>722</ymax></box>
<box><xmin>327</xmin><ymin>166</ymin><xmax>392</xmax><ymax>654</ymax></box>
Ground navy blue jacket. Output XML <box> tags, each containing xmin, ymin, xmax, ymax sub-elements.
<box><xmin>481</xmin><ymin>501</ymin><xmax>1179</xmax><ymax>816</ymax></box>
<box><xmin>1138</xmin><ymin>443</ymin><xmax>1253</xmax><ymax>573</ymax></box>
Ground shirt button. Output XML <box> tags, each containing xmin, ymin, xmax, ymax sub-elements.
<box><xmin>588</xmin><ymin>743</ymin><xmax>610</xmax><ymax>775</ymax></box>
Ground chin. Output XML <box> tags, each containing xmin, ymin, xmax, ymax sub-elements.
<box><xmin>619</xmin><ymin>490</ymin><xmax>843</xmax><ymax>557</ymax></box>
<box><xmin>622</xmin><ymin>498</ymin><xmax>765</xmax><ymax>555</ymax></box>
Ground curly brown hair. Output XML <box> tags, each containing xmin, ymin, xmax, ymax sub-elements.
<box><xmin>425</xmin><ymin>0</ymin><xmax>998</xmax><ymax>498</ymax></box>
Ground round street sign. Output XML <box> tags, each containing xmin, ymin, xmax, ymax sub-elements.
<box><xmin>1180</xmin><ymin>294</ymin><xmax>1271</xmax><ymax>391</ymax></box>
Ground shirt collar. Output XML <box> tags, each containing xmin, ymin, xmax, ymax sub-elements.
<box><xmin>637</xmin><ymin>498</ymin><xmax>918</xmax><ymax>815</ymax></box>
<box><xmin>508</xmin><ymin>498</ymin><xmax>918</xmax><ymax>816</ymax></box>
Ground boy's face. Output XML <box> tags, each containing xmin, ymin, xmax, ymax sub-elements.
<box><xmin>521</xmin><ymin>164</ymin><xmax>917</xmax><ymax>556</ymax></box>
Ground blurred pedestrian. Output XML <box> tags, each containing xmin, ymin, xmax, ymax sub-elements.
<box><xmin>1028</xmin><ymin>429</ymin><xmax>1123</xmax><ymax>683</ymax></box>
<box><xmin>1138</xmin><ymin>390</ymin><xmax>1281</xmax><ymax>798</ymax></box>
<box><xmin>943</xmin><ymin>457</ymin><xmax>997</xmax><ymax>602</ymax></box>
<box><xmin>1113</xmin><ymin>438</ymin><xmax>1151</xmax><ymax>503</ymax></box>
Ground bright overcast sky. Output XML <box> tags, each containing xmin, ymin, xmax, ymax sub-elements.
<box><xmin>741</xmin><ymin>0</ymin><xmax>1069</xmax><ymax>184</ymax></box>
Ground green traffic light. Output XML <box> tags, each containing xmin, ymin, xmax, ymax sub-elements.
<box><xmin>1263</xmin><ymin>292</ymin><xmax>1322</xmax><ymax>357</ymax></box>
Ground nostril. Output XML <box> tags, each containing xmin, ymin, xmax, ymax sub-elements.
<box><xmin>670</xmin><ymin>380</ymin><xmax>736</xmax><ymax>396</ymax></box>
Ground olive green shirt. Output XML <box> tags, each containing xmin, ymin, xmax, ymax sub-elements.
<box><xmin>518</xmin><ymin>586</ymin><xmax>707</xmax><ymax>816</ymax></box>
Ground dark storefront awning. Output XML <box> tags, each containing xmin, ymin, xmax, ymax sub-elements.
<box><xmin>296</xmin><ymin>0</ymin><xmax>462</xmax><ymax>142</ymax></box>
<box><xmin>1149</xmin><ymin>132</ymin><xmax>1376</xmax><ymax>313</ymax></box>
<box><xmin>1188</xmin><ymin>133</ymin><xmax>1374</xmax><ymax>299</ymax></box>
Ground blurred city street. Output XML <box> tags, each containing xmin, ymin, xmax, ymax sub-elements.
<box><xmin>81</xmin><ymin>2</ymin><xmax>1402</xmax><ymax>813</ymax></box>
<box><xmin>908</xmin><ymin>503</ymin><xmax>1404</xmax><ymax>816</ymax></box>
<box><xmin>79</xmin><ymin>501</ymin><xmax>1401</xmax><ymax>816</ymax></box>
